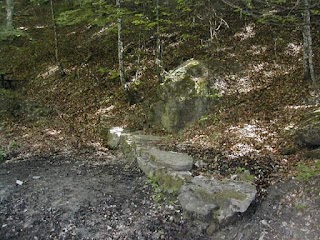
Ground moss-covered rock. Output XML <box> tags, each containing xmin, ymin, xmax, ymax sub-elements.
<box><xmin>178</xmin><ymin>175</ymin><xmax>256</xmax><ymax>234</ymax></box>
<box><xmin>296</xmin><ymin>108</ymin><xmax>320</xmax><ymax>147</ymax></box>
<box><xmin>137</xmin><ymin>147</ymin><xmax>193</xmax><ymax>195</ymax></box>
<box><xmin>102</xmin><ymin>127</ymin><xmax>127</xmax><ymax>149</ymax></box>
<box><xmin>148</xmin><ymin>169</ymin><xmax>191</xmax><ymax>195</ymax></box>
<box><xmin>149</xmin><ymin>59</ymin><xmax>216</xmax><ymax>132</ymax></box>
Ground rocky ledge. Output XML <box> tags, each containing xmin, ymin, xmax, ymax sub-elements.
<box><xmin>104</xmin><ymin>127</ymin><xmax>257</xmax><ymax>234</ymax></box>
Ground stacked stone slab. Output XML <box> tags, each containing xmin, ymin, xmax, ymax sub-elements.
<box><xmin>105</xmin><ymin>127</ymin><xmax>257</xmax><ymax>234</ymax></box>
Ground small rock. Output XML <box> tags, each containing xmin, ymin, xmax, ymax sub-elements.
<box><xmin>261</xmin><ymin>219</ymin><xmax>271</xmax><ymax>228</ymax></box>
<box><xmin>230</xmin><ymin>174</ymin><xmax>238</xmax><ymax>180</ymax></box>
<box><xmin>195</xmin><ymin>160</ymin><xmax>208</xmax><ymax>168</ymax></box>
<box><xmin>104</xmin><ymin>127</ymin><xmax>126</xmax><ymax>149</ymax></box>
<box><xmin>16</xmin><ymin>180</ymin><xmax>23</xmax><ymax>186</ymax></box>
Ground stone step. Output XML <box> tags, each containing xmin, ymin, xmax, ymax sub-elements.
<box><xmin>178</xmin><ymin>175</ymin><xmax>257</xmax><ymax>234</ymax></box>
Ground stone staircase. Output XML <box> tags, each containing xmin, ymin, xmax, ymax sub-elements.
<box><xmin>104</xmin><ymin>127</ymin><xmax>257</xmax><ymax>234</ymax></box>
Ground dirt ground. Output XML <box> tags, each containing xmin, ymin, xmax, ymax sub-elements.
<box><xmin>1</xmin><ymin>149</ymin><xmax>320</xmax><ymax>240</ymax></box>
<box><xmin>0</xmin><ymin>150</ymin><xmax>208</xmax><ymax>240</ymax></box>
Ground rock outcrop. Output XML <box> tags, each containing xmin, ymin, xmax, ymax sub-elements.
<box><xmin>149</xmin><ymin>59</ymin><xmax>215</xmax><ymax>132</ymax></box>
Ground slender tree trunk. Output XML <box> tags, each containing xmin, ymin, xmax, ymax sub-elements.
<box><xmin>155</xmin><ymin>0</ymin><xmax>162</xmax><ymax>82</ymax></box>
<box><xmin>116</xmin><ymin>0</ymin><xmax>125</xmax><ymax>88</ymax></box>
<box><xmin>6</xmin><ymin>0</ymin><xmax>14</xmax><ymax>30</ymax></box>
<box><xmin>50</xmin><ymin>0</ymin><xmax>65</xmax><ymax>76</ymax></box>
<box><xmin>302</xmin><ymin>0</ymin><xmax>315</xmax><ymax>84</ymax></box>
<box><xmin>99</xmin><ymin>0</ymin><xmax>104</xmax><ymax>17</ymax></box>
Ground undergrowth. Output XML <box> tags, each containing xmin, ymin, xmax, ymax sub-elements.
<box><xmin>296</xmin><ymin>160</ymin><xmax>320</xmax><ymax>181</ymax></box>
<box><xmin>0</xmin><ymin>148</ymin><xmax>7</xmax><ymax>164</ymax></box>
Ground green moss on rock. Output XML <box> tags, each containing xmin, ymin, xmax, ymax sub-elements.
<box><xmin>296</xmin><ymin>107</ymin><xmax>320</xmax><ymax>146</ymax></box>
<box><xmin>149</xmin><ymin>59</ymin><xmax>217</xmax><ymax>132</ymax></box>
<box><xmin>152</xmin><ymin>169</ymin><xmax>186</xmax><ymax>195</ymax></box>
<box><xmin>196</xmin><ymin>188</ymin><xmax>247</xmax><ymax>208</ymax></box>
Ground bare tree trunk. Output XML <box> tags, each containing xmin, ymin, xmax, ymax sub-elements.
<box><xmin>116</xmin><ymin>0</ymin><xmax>125</xmax><ymax>88</ymax></box>
<box><xmin>302</xmin><ymin>0</ymin><xmax>315</xmax><ymax>84</ymax></box>
<box><xmin>6</xmin><ymin>0</ymin><xmax>14</xmax><ymax>30</ymax></box>
<box><xmin>50</xmin><ymin>0</ymin><xmax>65</xmax><ymax>76</ymax></box>
<box><xmin>155</xmin><ymin>0</ymin><xmax>163</xmax><ymax>82</ymax></box>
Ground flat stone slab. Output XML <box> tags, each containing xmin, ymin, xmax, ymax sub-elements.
<box><xmin>136</xmin><ymin>147</ymin><xmax>194</xmax><ymax>195</ymax></box>
<box><xmin>147</xmin><ymin>148</ymin><xmax>194</xmax><ymax>171</ymax></box>
<box><xmin>130</xmin><ymin>134</ymin><xmax>163</xmax><ymax>143</ymax></box>
<box><xmin>105</xmin><ymin>127</ymin><xmax>163</xmax><ymax>150</ymax></box>
<box><xmin>178</xmin><ymin>175</ymin><xmax>257</xmax><ymax>233</ymax></box>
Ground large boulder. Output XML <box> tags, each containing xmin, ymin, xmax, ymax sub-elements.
<box><xmin>149</xmin><ymin>59</ymin><xmax>215</xmax><ymax>132</ymax></box>
<box><xmin>296</xmin><ymin>108</ymin><xmax>320</xmax><ymax>147</ymax></box>
<box><xmin>178</xmin><ymin>176</ymin><xmax>257</xmax><ymax>234</ymax></box>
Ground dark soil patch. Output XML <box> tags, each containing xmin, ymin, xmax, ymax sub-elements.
<box><xmin>0</xmin><ymin>151</ymin><xmax>208</xmax><ymax>240</ymax></box>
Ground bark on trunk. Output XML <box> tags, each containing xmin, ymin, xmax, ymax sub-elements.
<box><xmin>6</xmin><ymin>0</ymin><xmax>14</xmax><ymax>30</ymax></box>
<box><xmin>302</xmin><ymin>0</ymin><xmax>315</xmax><ymax>84</ymax></box>
<box><xmin>155</xmin><ymin>0</ymin><xmax>163</xmax><ymax>82</ymax></box>
<box><xmin>116</xmin><ymin>0</ymin><xmax>125</xmax><ymax>88</ymax></box>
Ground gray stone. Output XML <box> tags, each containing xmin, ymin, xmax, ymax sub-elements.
<box><xmin>178</xmin><ymin>176</ymin><xmax>256</xmax><ymax>231</ymax></box>
<box><xmin>149</xmin><ymin>59</ymin><xmax>216</xmax><ymax>132</ymax></box>
<box><xmin>104</xmin><ymin>127</ymin><xmax>127</xmax><ymax>149</ymax></box>
<box><xmin>296</xmin><ymin>108</ymin><xmax>320</xmax><ymax>147</ymax></box>
<box><xmin>120</xmin><ymin>133</ymin><xmax>164</xmax><ymax>164</ymax></box>
<box><xmin>138</xmin><ymin>160</ymin><xmax>192</xmax><ymax>195</ymax></box>
<box><xmin>147</xmin><ymin>148</ymin><xmax>194</xmax><ymax>171</ymax></box>
<box><xmin>136</xmin><ymin>147</ymin><xmax>193</xmax><ymax>195</ymax></box>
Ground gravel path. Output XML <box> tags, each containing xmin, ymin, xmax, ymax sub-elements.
<box><xmin>0</xmin><ymin>151</ymin><xmax>207</xmax><ymax>240</ymax></box>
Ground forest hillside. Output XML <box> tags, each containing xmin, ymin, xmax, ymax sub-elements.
<box><xmin>0</xmin><ymin>0</ymin><xmax>320</xmax><ymax>239</ymax></box>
